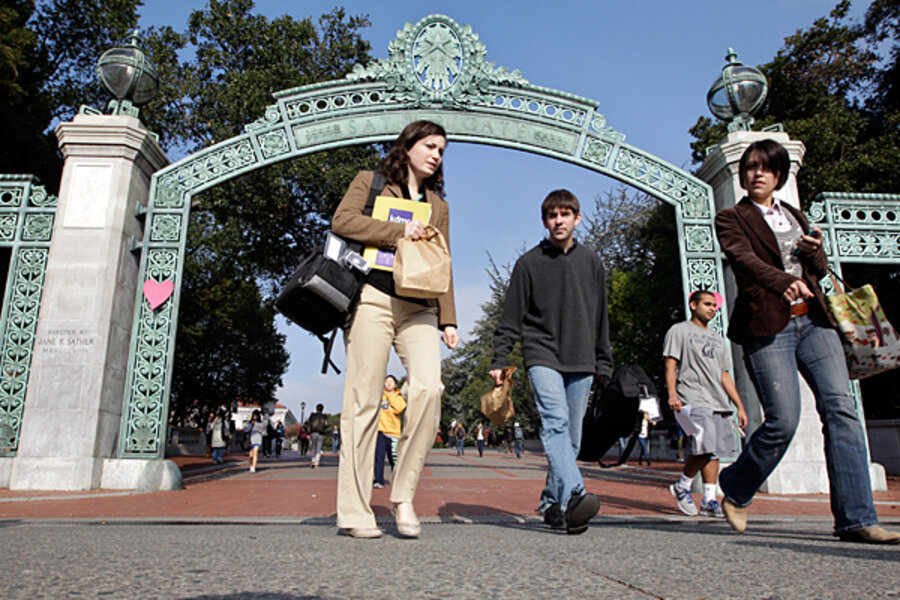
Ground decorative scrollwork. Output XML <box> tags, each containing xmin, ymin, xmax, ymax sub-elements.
<box><xmin>687</xmin><ymin>258</ymin><xmax>718</xmax><ymax>290</ymax></box>
<box><xmin>120</xmin><ymin>249</ymin><xmax>178</xmax><ymax>456</ymax></box>
<box><xmin>244</xmin><ymin>104</ymin><xmax>283</xmax><ymax>133</ymax></box>
<box><xmin>0</xmin><ymin>215</ymin><xmax>17</xmax><ymax>242</ymax></box>
<box><xmin>258</xmin><ymin>130</ymin><xmax>290</xmax><ymax>158</ymax></box>
<box><xmin>0</xmin><ymin>248</ymin><xmax>48</xmax><ymax>453</ymax></box>
<box><xmin>150</xmin><ymin>214</ymin><xmax>182</xmax><ymax>243</ymax></box>
<box><xmin>28</xmin><ymin>185</ymin><xmax>56</xmax><ymax>207</ymax></box>
<box><xmin>807</xmin><ymin>201</ymin><xmax>825</xmax><ymax>223</ymax></box>
<box><xmin>582</xmin><ymin>138</ymin><xmax>613</xmax><ymax>167</ymax></box>
<box><xmin>836</xmin><ymin>230</ymin><xmax>900</xmax><ymax>259</ymax></box>
<box><xmin>22</xmin><ymin>214</ymin><xmax>53</xmax><ymax>242</ymax></box>
<box><xmin>0</xmin><ymin>187</ymin><xmax>22</xmax><ymax>207</ymax></box>
<box><xmin>614</xmin><ymin>148</ymin><xmax>710</xmax><ymax>217</ymax></box>
<box><xmin>685</xmin><ymin>225</ymin><xmax>714</xmax><ymax>252</ymax></box>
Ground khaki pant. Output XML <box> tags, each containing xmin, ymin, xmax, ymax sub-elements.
<box><xmin>336</xmin><ymin>285</ymin><xmax>442</xmax><ymax>529</ymax></box>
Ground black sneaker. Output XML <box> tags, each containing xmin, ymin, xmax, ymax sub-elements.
<box><xmin>565</xmin><ymin>493</ymin><xmax>600</xmax><ymax>535</ymax></box>
<box><xmin>542</xmin><ymin>503</ymin><xmax>565</xmax><ymax>529</ymax></box>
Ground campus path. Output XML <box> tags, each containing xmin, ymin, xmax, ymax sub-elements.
<box><xmin>0</xmin><ymin>448</ymin><xmax>897</xmax><ymax>599</ymax></box>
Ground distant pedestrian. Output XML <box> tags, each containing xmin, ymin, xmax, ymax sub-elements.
<box><xmin>299</xmin><ymin>425</ymin><xmax>310</xmax><ymax>456</ymax></box>
<box><xmin>504</xmin><ymin>428</ymin><xmax>514</xmax><ymax>454</ymax></box>
<box><xmin>242</xmin><ymin>409</ymin><xmax>265</xmax><ymax>473</ymax></box>
<box><xmin>453</xmin><ymin>422</ymin><xmax>466</xmax><ymax>456</ymax></box>
<box><xmin>207</xmin><ymin>408</ymin><xmax>231</xmax><ymax>464</ymax></box>
<box><xmin>204</xmin><ymin>410</ymin><xmax>215</xmax><ymax>457</ymax></box>
<box><xmin>514</xmin><ymin>422</ymin><xmax>524</xmax><ymax>458</ymax></box>
<box><xmin>307</xmin><ymin>404</ymin><xmax>329</xmax><ymax>468</ymax></box>
<box><xmin>275</xmin><ymin>421</ymin><xmax>285</xmax><ymax>457</ymax></box>
<box><xmin>332</xmin><ymin>425</ymin><xmax>341</xmax><ymax>453</ymax></box>
<box><xmin>374</xmin><ymin>375</ymin><xmax>406</xmax><ymax>488</ymax></box>
<box><xmin>490</xmin><ymin>189</ymin><xmax>612</xmax><ymax>535</ymax></box>
<box><xmin>475</xmin><ymin>422</ymin><xmax>486</xmax><ymax>457</ymax></box>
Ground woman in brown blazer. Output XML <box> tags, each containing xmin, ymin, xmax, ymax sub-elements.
<box><xmin>331</xmin><ymin>120</ymin><xmax>459</xmax><ymax>538</ymax></box>
<box><xmin>714</xmin><ymin>139</ymin><xmax>897</xmax><ymax>544</ymax></box>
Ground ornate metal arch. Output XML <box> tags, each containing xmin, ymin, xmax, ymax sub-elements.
<box><xmin>0</xmin><ymin>176</ymin><xmax>57</xmax><ymax>455</ymax></box>
<box><xmin>118</xmin><ymin>14</ymin><xmax>724</xmax><ymax>457</ymax></box>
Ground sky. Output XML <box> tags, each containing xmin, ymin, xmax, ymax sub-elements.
<box><xmin>137</xmin><ymin>0</ymin><xmax>875</xmax><ymax>420</ymax></box>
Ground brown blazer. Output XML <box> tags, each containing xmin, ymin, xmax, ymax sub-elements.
<box><xmin>714</xmin><ymin>197</ymin><xmax>832</xmax><ymax>344</ymax></box>
<box><xmin>331</xmin><ymin>170</ymin><xmax>457</xmax><ymax>328</ymax></box>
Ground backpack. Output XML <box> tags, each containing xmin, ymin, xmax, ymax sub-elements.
<box><xmin>577</xmin><ymin>364</ymin><xmax>657</xmax><ymax>462</ymax></box>
<box><xmin>308</xmin><ymin>412</ymin><xmax>328</xmax><ymax>435</ymax></box>
<box><xmin>275</xmin><ymin>173</ymin><xmax>386</xmax><ymax>374</ymax></box>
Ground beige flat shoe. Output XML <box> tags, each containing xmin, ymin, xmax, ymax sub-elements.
<box><xmin>392</xmin><ymin>502</ymin><xmax>421</xmax><ymax>538</ymax></box>
<box><xmin>340</xmin><ymin>527</ymin><xmax>382</xmax><ymax>539</ymax></box>
<box><xmin>722</xmin><ymin>498</ymin><xmax>747</xmax><ymax>534</ymax></box>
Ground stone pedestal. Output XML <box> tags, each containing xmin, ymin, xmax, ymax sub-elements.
<box><xmin>696</xmin><ymin>130</ymin><xmax>886</xmax><ymax>494</ymax></box>
<box><xmin>7</xmin><ymin>114</ymin><xmax>180</xmax><ymax>491</ymax></box>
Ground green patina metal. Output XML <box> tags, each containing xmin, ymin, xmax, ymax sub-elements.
<box><xmin>806</xmin><ymin>192</ymin><xmax>900</xmax><ymax>443</ymax></box>
<box><xmin>0</xmin><ymin>176</ymin><xmax>56</xmax><ymax>455</ymax></box>
<box><xmin>119</xmin><ymin>14</ymin><xmax>725</xmax><ymax>458</ymax></box>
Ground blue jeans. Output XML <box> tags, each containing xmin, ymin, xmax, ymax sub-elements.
<box><xmin>528</xmin><ymin>366</ymin><xmax>593</xmax><ymax>512</ymax></box>
<box><xmin>212</xmin><ymin>447</ymin><xmax>225</xmax><ymax>463</ymax></box>
<box><xmin>719</xmin><ymin>313</ymin><xmax>879</xmax><ymax>533</ymax></box>
<box><xmin>456</xmin><ymin>438</ymin><xmax>464</xmax><ymax>455</ymax></box>
<box><xmin>373</xmin><ymin>431</ymin><xmax>394</xmax><ymax>485</ymax></box>
<box><xmin>515</xmin><ymin>438</ymin><xmax>523</xmax><ymax>458</ymax></box>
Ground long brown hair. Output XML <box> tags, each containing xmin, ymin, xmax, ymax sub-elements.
<box><xmin>379</xmin><ymin>120</ymin><xmax>447</xmax><ymax>196</ymax></box>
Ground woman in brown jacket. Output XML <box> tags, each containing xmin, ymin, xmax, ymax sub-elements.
<box><xmin>331</xmin><ymin>120</ymin><xmax>459</xmax><ymax>538</ymax></box>
<box><xmin>714</xmin><ymin>139</ymin><xmax>897</xmax><ymax>544</ymax></box>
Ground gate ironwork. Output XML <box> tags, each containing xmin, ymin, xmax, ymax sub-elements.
<box><xmin>119</xmin><ymin>14</ymin><xmax>725</xmax><ymax>458</ymax></box>
<box><xmin>0</xmin><ymin>176</ymin><xmax>57</xmax><ymax>455</ymax></box>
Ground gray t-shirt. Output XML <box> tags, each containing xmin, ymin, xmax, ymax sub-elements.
<box><xmin>662</xmin><ymin>321</ymin><xmax>732</xmax><ymax>412</ymax></box>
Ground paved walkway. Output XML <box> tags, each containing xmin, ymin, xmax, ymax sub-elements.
<box><xmin>1</xmin><ymin>447</ymin><xmax>898</xmax><ymax>523</ymax></box>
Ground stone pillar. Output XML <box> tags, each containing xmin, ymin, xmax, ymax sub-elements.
<box><xmin>696</xmin><ymin>130</ymin><xmax>886</xmax><ymax>494</ymax></box>
<box><xmin>8</xmin><ymin>114</ymin><xmax>180</xmax><ymax>491</ymax></box>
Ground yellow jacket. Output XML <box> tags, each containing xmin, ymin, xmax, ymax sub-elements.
<box><xmin>378</xmin><ymin>390</ymin><xmax>406</xmax><ymax>437</ymax></box>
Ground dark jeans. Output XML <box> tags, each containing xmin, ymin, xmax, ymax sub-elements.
<box><xmin>374</xmin><ymin>431</ymin><xmax>394</xmax><ymax>485</ymax></box>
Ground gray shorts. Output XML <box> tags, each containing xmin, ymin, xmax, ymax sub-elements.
<box><xmin>686</xmin><ymin>406</ymin><xmax>738</xmax><ymax>459</ymax></box>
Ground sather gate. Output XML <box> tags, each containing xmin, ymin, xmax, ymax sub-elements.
<box><xmin>117</xmin><ymin>15</ymin><xmax>725</xmax><ymax>458</ymax></box>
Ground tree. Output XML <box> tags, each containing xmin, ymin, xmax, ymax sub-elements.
<box><xmin>688</xmin><ymin>0</ymin><xmax>900</xmax><ymax>418</ymax></box>
<box><xmin>135</xmin><ymin>1</ymin><xmax>383</xmax><ymax>419</ymax></box>
<box><xmin>582</xmin><ymin>189</ymin><xmax>683</xmax><ymax>395</ymax></box>
<box><xmin>0</xmin><ymin>0</ymin><xmax>141</xmax><ymax>190</ymax></box>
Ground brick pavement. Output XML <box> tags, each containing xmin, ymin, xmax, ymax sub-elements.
<box><xmin>0</xmin><ymin>447</ymin><xmax>898</xmax><ymax>522</ymax></box>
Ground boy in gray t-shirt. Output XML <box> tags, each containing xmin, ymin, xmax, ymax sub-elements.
<box><xmin>663</xmin><ymin>291</ymin><xmax>747</xmax><ymax>517</ymax></box>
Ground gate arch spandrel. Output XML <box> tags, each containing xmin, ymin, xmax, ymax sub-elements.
<box><xmin>119</xmin><ymin>14</ymin><xmax>724</xmax><ymax>458</ymax></box>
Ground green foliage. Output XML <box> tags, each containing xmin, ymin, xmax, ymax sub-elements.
<box><xmin>582</xmin><ymin>190</ymin><xmax>682</xmax><ymax>392</ymax></box>
<box><xmin>170</xmin><ymin>211</ymin><xmax>289</xmax><ymax>425</ymax></box>
<box><xmin>440</xmin><ymin>255</ymin><xmax>538</xmax><ymax>436</ymax></box>
<box><xmin>136</xmin><ymin>2</ymin><xmax>381</xmax><ymax>419</ymax></box>
<box><xmin>0</xmin><ymin>0</ymin><xmax>141</xmax><ymax>191</ymax></box>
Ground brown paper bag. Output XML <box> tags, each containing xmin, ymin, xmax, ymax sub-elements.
<box><xmin>480</xmin><ymin>367</ymin><xmax>516</xmax><ymax>426</ymax></box>
<box><xmin>393</xmin><ymin>225</ymin><xmax>452</xmax><ymax>299</ymax></box>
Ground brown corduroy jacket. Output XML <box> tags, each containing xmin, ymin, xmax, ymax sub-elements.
<box><xmin>714</xmin><ymin>197</ymin><xmax>833</xmax><ymax>344</ymax></box>
<box><xmin>331</xmin><ymin>170</ymin><xmax>457</xmax><ymax>328</ymax></box>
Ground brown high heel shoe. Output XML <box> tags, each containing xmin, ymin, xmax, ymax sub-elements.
<box><xmin>391</xmin><ymin>501</ymin><xmax>421</xmax><ymax>538</ymax></box>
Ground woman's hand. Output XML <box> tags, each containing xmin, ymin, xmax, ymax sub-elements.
<box><xmin>783</xmin><ymin>279</ymin><xmax>814</xmax><ymax>303</ymax></box>
<box><xmin>796</xmin><ymin>226</ymin><xmax>823</xmax><ymax>256</ymax></box>
<box><xmin>404</xmin><ymin>219</ymin><xmax>427</xmax><ymax>240</ymax></box>
<box><xmin>441</xmin><ymin>326</ymin><xmax>459</xmax><ymax>349</ymax></box>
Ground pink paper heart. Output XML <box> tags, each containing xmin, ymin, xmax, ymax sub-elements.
<box><xmin>143</xmin><ymin>279</ymin><xmax>174</xmax><ymax>311</ymax></box>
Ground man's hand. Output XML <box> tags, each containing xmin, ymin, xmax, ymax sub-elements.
<box><xmin>488</xmin><ymin>368</ymin><xmax>504</xmax><ymax>386</ymax></box>
<box><xmin>782</xmin><ymin>279</ymin><xmax>813</xmax><ymax>303</ymax></box>
<box><xmin>404</xmin><ymin>219</ymin><xmax>427</xmax><ymax>240</ymax></box>
<box><xmin>668</xmin><ymin>396</ymin><xmax>683</xmax><ymax>412</ymax></box>
<box><xmin>441</xmin><ymin>326</ymin><xmax>459</xmax><ymax>349</ymax></box>
<box><xmin>737</xmin><ymin>406</ymin><xmax>749</xmax><ymax>429</ymax></box>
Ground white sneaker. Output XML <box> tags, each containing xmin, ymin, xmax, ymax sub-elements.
<box><xmin>669</xmin><ymin>483</ymin><xmax>698</xmax><ymax>516</ymax></box>
<box><xmin>250</xmin><ymin>466</ymin><xmax>256</xmax><ymax>473</ymax></box>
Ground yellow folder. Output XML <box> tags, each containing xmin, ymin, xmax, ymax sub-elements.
<box><xmin>363</xmin><ymin>196</ymin><xmax>432</xmax><ymax>271</ymax></box>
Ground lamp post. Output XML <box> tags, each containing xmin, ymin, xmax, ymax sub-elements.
<box><xmin>300</xmin><ymin>402</ymin><xmax>306</xmax><ymax>424</ymax></box>
<box><xmin>96</xmin><ymin>30</ymin><xmax>159</xmax><ymax>118</ymax></box>
<box><xmin>706</xmin><ymin>48</ymin><xmax>767</xmax><ymax>132</ymax></box>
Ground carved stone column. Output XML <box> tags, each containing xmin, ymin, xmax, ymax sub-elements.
<box><xmin>8</xmin><ymin>114</ymin><xmax>180</xmax><ymax>491</ymax></box>
<box><xmin>697</xmin><ymin>129</ymin><xmax>886</xmax><ymax>494</ymax></box>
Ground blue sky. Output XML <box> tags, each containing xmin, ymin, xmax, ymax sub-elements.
<box><xmin>137</xmin><ymin>0</ymin><xmax>874</xmax><ymax>419</ymax></box>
